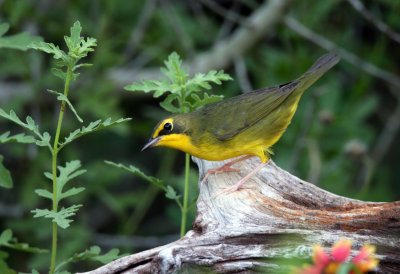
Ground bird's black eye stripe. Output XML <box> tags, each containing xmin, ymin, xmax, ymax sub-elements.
<box><xmin>164</xmin><ymin>122</ymin><xmax>172</xmax><ymax>131</ymax></box>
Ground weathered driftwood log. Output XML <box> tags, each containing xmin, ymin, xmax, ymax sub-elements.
<box><xmin>81</xmin><ymin>157</ymin><xmax>400</xmax><ymax>273</ymax></box>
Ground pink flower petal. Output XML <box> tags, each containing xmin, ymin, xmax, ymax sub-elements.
<box><xmin>352</xmin><ymin>244</ymin><xmax>375</xmax><ymax>264</ymax></box>
<box><xmin>312</xmin><ymin>244</ymin><xmax>331</xmax><ymax>266</ymax></box>
<box><xmin>331</xmin><ymin>239</ymin><xmax>352</xmax><ymax>262</ymax></box>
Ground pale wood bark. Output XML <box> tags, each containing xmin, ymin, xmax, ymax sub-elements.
<box><xmin>81</xmin><ymin>157</ymin><xmax>400</xmax><ymax>273</ymax></box>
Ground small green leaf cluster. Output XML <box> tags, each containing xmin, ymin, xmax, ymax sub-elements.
<box><xmin>29</xmin><ymin>21</ymin><xmax>96</xmax><ymax>83</ymax></box>
<box><xmin>125</xmin><ymin>52</ymin><xmax>232</xmax><ymax>113</ymax></box>
<box><xmin>32</xmin><ymin>161</ymin><xmax>86</xmax><ymax>229</ymax></box>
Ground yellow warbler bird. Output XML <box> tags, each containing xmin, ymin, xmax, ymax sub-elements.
<box><xmin>142</xmin><ymin>53</ymin><xmax>340</xmax><ymax>194</ymax></box>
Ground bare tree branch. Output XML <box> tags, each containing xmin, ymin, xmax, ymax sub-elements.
<box><xmin>123</xmin><ymin>0</ymin><xmax>157</xmax><ymax>58</ymax></box>
<box><xmin>234</xmin><ymin>57</ymin><xmax>252</xmax><ymax>93</ymax></box>
<box><xmin>372</xmin><ymin>102</ymin><xmax>400</xmax><ymax>162</ymax></box>
<box><xmin>358</xmin><ymin>102</ymin><xmax>400</xmax><ymax>189</ymax></box>
<box><xmin>93</xmin><ymin>233</ymin><xmax>179</xmax><ymax>250</ymax></box>
<box><xmin>199</xmin><ymin>0</ymin><xmax>250</xmax><ymax>29</ymax></box>
<box><xmin>162</xmin><ymin>0</ymin><xmax>195</xmax><ymax>58</ymax></box>
<box><xmin>108</xmin><ymin>0</ymin><xmax>292</xmax><ymax>88</ymax></box>
<box><xmin>284</xmin><ymin>16</ymin><xmax>400</xmax><ymax>96</ymax></box>
<box><xmin>346</xmin><ymin>0</ymin><xmax>400</xmax><ymax>44</ymax></box>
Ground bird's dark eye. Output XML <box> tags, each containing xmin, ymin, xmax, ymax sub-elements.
<box><xmin>164</xmin><ymin>122</ymin><xmax>172</xmax><ymax>131</ymax></box>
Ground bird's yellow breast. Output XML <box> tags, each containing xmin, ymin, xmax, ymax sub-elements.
<box><xmin>157</xmin><ymin>133</ymin><xmax>272</xmax><ymax>162</ymax></box>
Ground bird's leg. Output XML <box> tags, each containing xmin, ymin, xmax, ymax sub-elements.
<box><xmin>200</xmin><ymin>155</ymin><xmax>253</xmax><ymax>184</ymax></box>
<box><xmin>214</xmin><ymin>160</ymin><xmax>268</xmax><ymax>197</ymax></box>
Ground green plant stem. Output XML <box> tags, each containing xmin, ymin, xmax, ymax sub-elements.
<box><xmin>49</xmin><ymin>65</ymin><xmax>73</xmax><ymax>274</ymax></box>
<box><xmin>180</xmin><ymin>153</ymin><xmax>190</xmax><ymax>237</ymax></box>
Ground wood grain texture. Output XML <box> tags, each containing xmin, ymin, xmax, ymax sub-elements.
<box><xmin>80</xmin><ymin>156</ymin><xmax>400</xmax><ymax>273</ymax></box>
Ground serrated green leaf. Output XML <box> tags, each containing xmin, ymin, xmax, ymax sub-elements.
<box><xmin>47</xmin><ymin>89</ymin><xmax>83</xmax><ymax>123</ymax></box>
<box><xmin>0</xmin><ymin>23</ymin><xmax>10</xmax><ymax>37</ymax></box>
<box><xmin>94</xmin><ymin>248</ymin><xmax>123</xmax><ymax>264</ymax></box>
<box><xmin>159</xmin><ymin>94</ymin><xmax>181</xmax><ymax>113</ymax></box>
<box><xmin>51</xmin><ymin>68</ymin><xmax>66</xmax><ymax>80</ymax></box>
<box><xmin>105</xmin><ymin>160</ymin><xmax>183</xmax><ymax>209</ymax></box>
<box><xmin>0</xmin><ymin>229</ymin><xmax>47</xmax><ymax>253</ymax></box>
<box><xmin>104</xmin><ymin>161</ymin><xmax>164</xmax><ymax>189</ymax></box>
<box><xmin>35</xmin><ymin>131</ymin><xmax>51</xmax><ymax>147</ymax></box>
<box><xmin>60</xmin><ymin>187</ymin><xmax>85</xmax><ymax>200</ymax></box>
<box><xmin>165</xmin><ymin>185</ymin><xmax>181</xmax><ymax>200</ymax></box>
<box><xmin>162</xmin><ymin>52</ymin><xmax>188</xmax><ymax>85</ymax></box>
<box><xmin>185</xmin><ymin>70</ymin><xmax>232</xmax><ymax>93</ymax></box>
<box><xmin>28</xmin><ymin>41</ymin><xmax>67</xmax><ymax>61</ymax></box>
<box><xmin>37</xmin><ymin>161</ymin><xmax>86</xmax><ymax>204</ymax></box>
<box><xmin>64</xmin><ymin>21</ymin><xmax>96</xmax><ymax>60</ymax></box>
<box><xmin>34</xmin><ymin>189</ymin><xmax>53</xmax><ymax>200</ymax></box>
<box><xmin>25</xmin><ymin>116</ymin><xmax>37</xmax><ymax>131</ymax></box>
<box><xmin>59</xmin><ymin>118</ymin><xmax>131</xmax><ymax>150</ymax></box>
<box><xmin>0</xmin><ymin>132</ymin><xmax>36</xmax><ymax>144</ymax></box>
<box><xmin>31</xmin><ymin>204</ymin><xmax>82</xmax><ymax>229</ymax></box>
<box><xmin>77</xmin><ymin>37</ymin><xmax>97</xmax><ymax>57</ymax></box>
<box><xmin>126</xmin><ymin>52</ymin><xmax>231</xmax><ymax>116</ymax></box>
<box><xmin>44</xmin><ymin>171</ymin><xmax>52</xmax><ymax>180</ymax></box>
<box><xmin>0</xmin><ymin>230</ymin><xmax>12</xmax><ymax>245</ymax></box>
<box><xmin>0</xmin><ymin>23</ymin><xmax>42</xmax><ymax>51</ymax></box>
<box><xmin>0</xmin><ymin>108</ymin><xmax>23</xmax><ymax>126</ymax></box>
<box><xmin>189</xmin><ymin>93</ymin><xmax>224</xmax><ymax>111</ymax></box>
<box><xmin>125</xmin><ymin>78</ymin><xmax>172</xmax><ymax>97</ymax></box>
<box><xmin>0</xmin><ymin>108</ymin><xmax>52</xmax><ymax>151</ymax></box>
<box><xmin>73</xmin><ymin>63</ymin><xmax>92</xmax><ymax>71</ymax></box>
<box><xmin>55</xmin><ymin>161</ymin><xmax>86</xmax><ymax>204</ymax></box>
<box><xmin>69</xmin><ymin>21</ymin><xmax>83</xmax><ymax>50</ymax></box>
<box><xmin>0</xmin><ymin>156</ymin><xmax>12</xmax><ymax>189</ymax></box>
<box><xmin>55</xmin><ymin>245</ymin><xmax>125</xmax><ymax>272</ymax></box>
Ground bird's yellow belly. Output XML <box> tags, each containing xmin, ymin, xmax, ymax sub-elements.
<box><xmin>190</xmin><ymin>137</ymin><xmax>275</xmax><ymax>163</ymax></box>
<box><xmin>157</xmin><ymin>132</ymin><xmax>280</xmax><ymax>163</ymax></box>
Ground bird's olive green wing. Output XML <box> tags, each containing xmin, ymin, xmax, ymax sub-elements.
<box><xmin>204</xmin><ymin>80</ymin><xmax>300</xmax><ymax>141</ymax></box>
<box><xmin>203</xmin><ymin>52</ymin><xmax>340</xmax><ymax>142</ymax></box>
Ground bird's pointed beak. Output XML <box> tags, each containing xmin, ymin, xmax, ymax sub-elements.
<box><xmin>141</xmin><ymin>137</ymin><xmax>162</xmax><ymax>152</ymax></box>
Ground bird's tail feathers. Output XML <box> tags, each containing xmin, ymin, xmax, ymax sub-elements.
<box><xmin>297</xmin><ymin>52</ymin><xmax>340</xmax><ymax>93</ymax></box>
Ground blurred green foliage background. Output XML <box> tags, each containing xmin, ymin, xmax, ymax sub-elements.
<box><xmin>0</xmin><ymin>0</ymin><xmax>399</xmax><ymax>272</ymax></box>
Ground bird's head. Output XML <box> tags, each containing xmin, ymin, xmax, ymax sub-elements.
<box><xmin>142</xmin><ymin>114</ymin><xmax>194</xmax><ymax>152</ymax></box>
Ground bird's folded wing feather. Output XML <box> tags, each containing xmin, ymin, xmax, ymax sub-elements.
<box><xmin>209</xmin><ymin>80</ymin><xmax>300</xmax><ymax>141</ymax></box>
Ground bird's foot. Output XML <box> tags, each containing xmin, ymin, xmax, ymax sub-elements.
<box><xmin>213</xmin><ymin>160</ymin><xmax>268</xmax><ymax>197</ymax></box>
<box><xmin>213</xmin><ymin>179</ymin><xmax>252</xmax><ymax>197</ymax></box>
<box><xmin>200</xmin><ymin>155</ymin><xmax>253</xmax><ymax>184</ymax></box>
<box><xmin>200</xmin><ymin>166</ymin><xmax>241</xmax><ymax>185</ymax></box>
